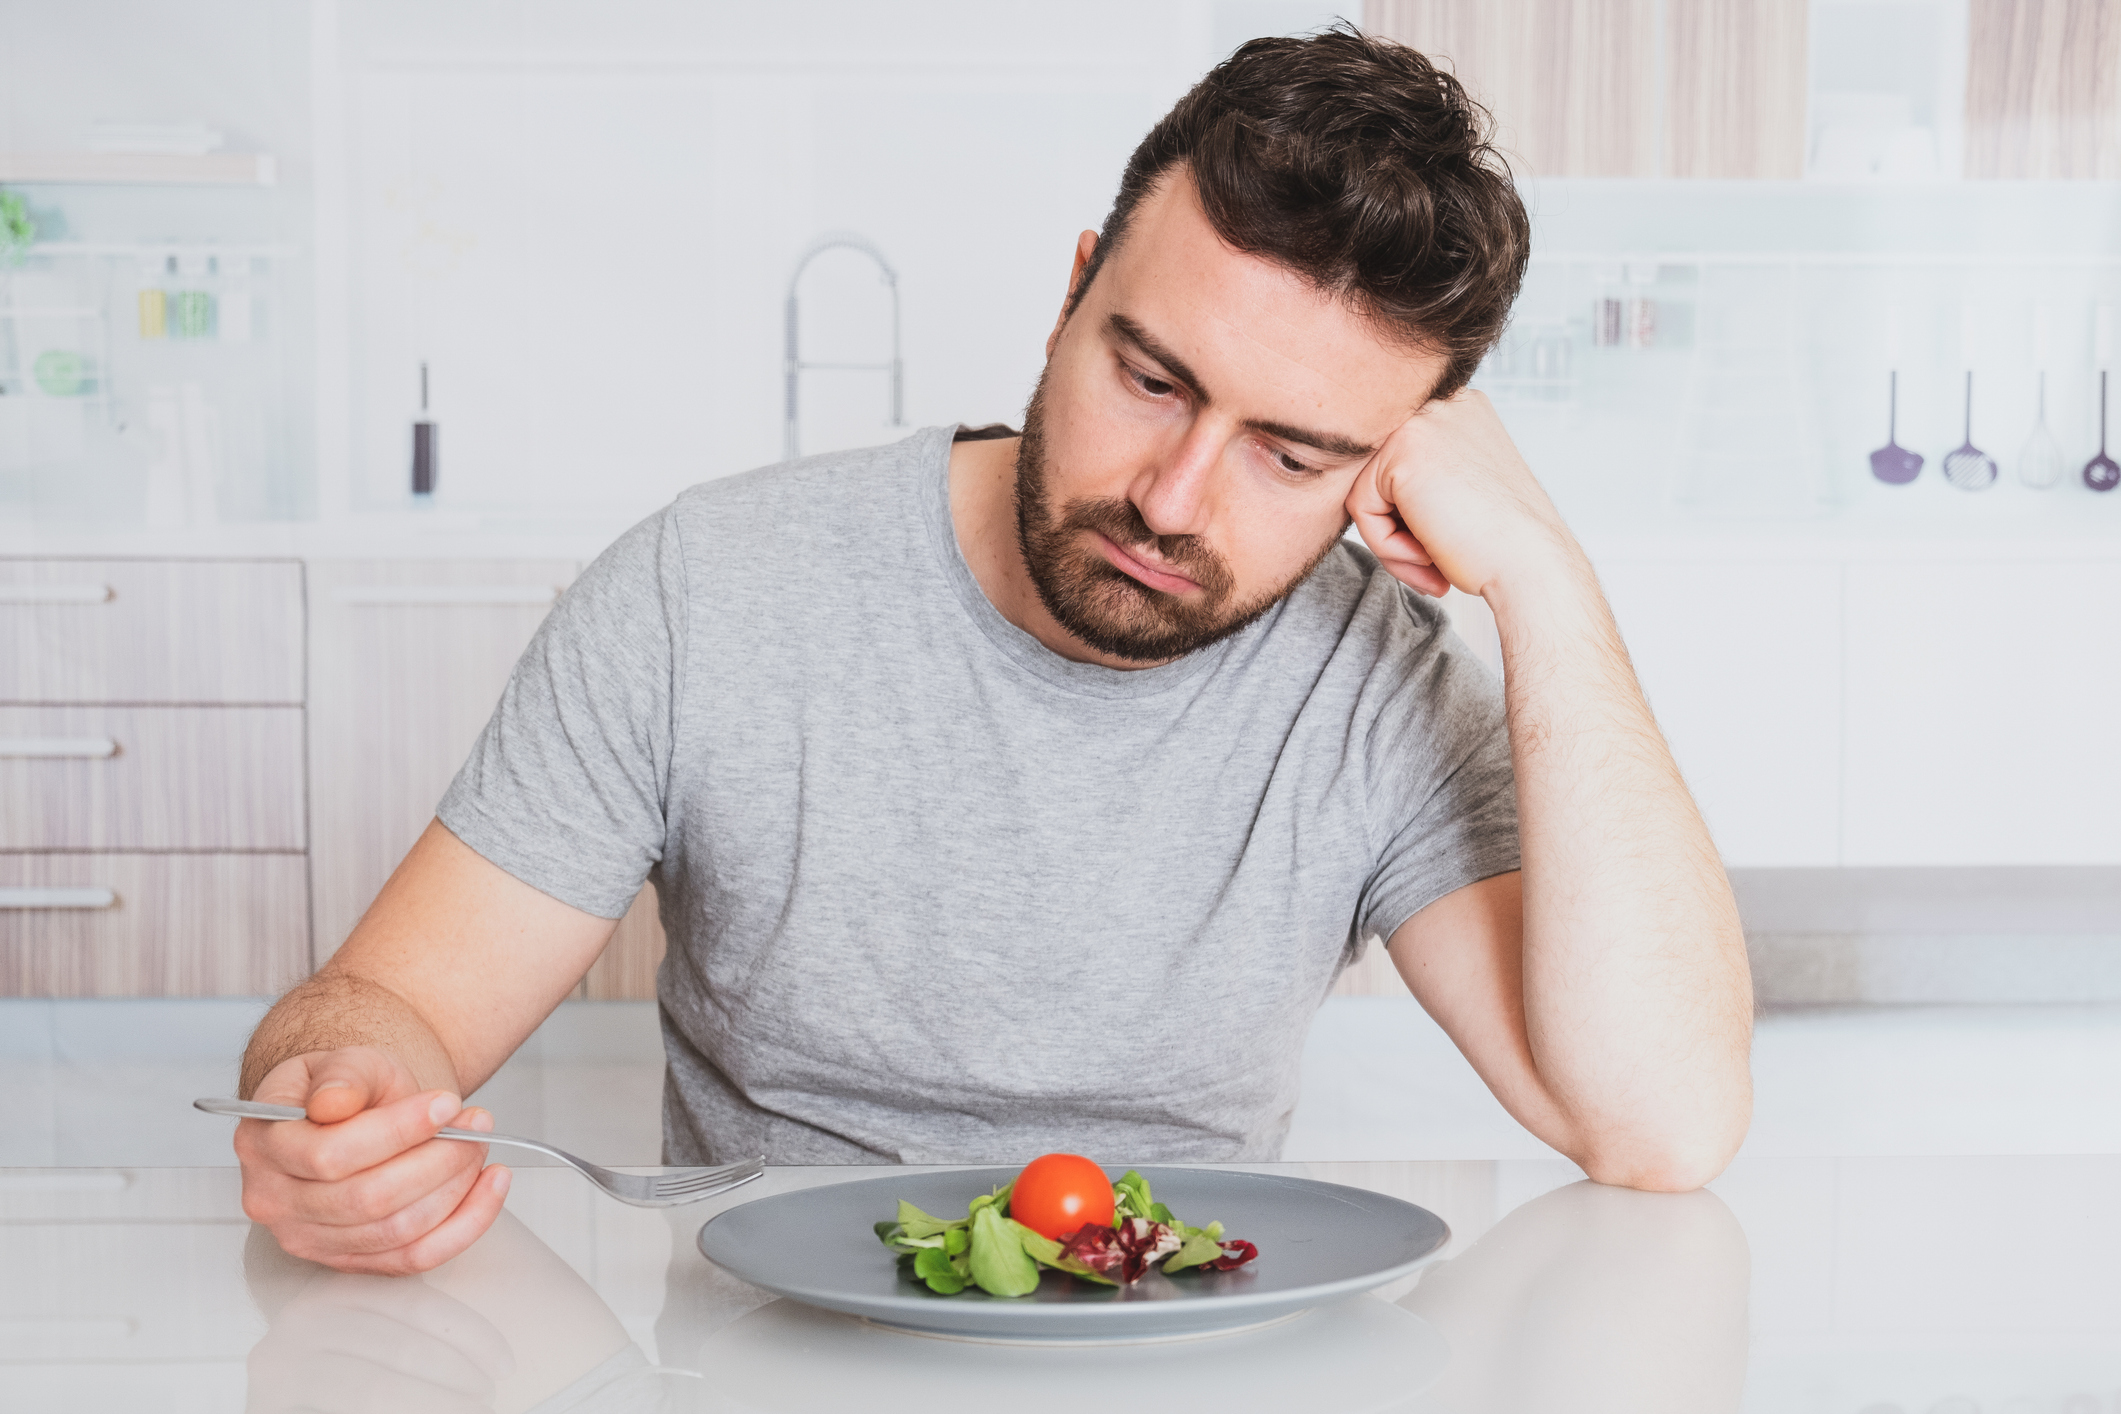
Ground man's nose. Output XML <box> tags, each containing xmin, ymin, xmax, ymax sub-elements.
<box><xmin>1129</xmin><ymin>423</ymin><xmax>1220</xmax><ymax>539</ymax></box>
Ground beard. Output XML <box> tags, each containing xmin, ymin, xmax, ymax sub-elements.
<box><xmin>1012</xmin><ymin>369</ymin><xmax>1345</xmax><ymax>664</ymax></box>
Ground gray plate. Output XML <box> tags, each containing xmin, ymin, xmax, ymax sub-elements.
<box><xmin>696</xmin><ymin>1166</ymin><xmax>1450</xmax><ymax>1341</ymax></box>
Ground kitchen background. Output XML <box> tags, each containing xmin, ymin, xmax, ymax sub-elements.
<box><xmin>6</xmin><ymin>0</ymin><xmax>2120</xmax><ymax>1086</ymax></box>
<box><xmin>2</xmin><ymin>1</ymin><xmax>2120</xmax><ymax>1404</ymax></box>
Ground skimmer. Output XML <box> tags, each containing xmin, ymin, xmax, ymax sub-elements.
<box><xmin>1942</xmin><ymin>371</ymin><xmax>1997</xmax><ymax>491</ymax></box>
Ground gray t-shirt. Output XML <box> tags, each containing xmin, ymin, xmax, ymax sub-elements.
<box><xmin>439</xmin><ymin>425</ymin><xmax>1518</xmax><ymax>1164</ymax></box>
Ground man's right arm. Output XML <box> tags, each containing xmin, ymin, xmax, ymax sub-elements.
<box><xmin>237</xmin><ymin>819</ymin><xmax>621</xmax><ymax>1274</ymax></box>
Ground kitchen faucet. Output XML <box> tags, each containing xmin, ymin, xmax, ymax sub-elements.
<box><xmin>784</xmin><ymin>233</ymin><xmax>904</xmax><ymax>459</ymax></box>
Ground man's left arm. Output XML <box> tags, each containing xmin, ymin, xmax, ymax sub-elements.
<box><xmin>1349</xmin><ymin>390</ymin><xmax>1754</xmax><ymax>1192</ymax></box>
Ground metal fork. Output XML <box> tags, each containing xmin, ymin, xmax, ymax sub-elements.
<box><xmin>194</xmin><ymin>1097</ymin><xmax>765</xmax><ymax>1208</ymax></box>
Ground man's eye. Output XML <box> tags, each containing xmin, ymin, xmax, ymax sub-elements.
<box><xmin>1276</xmin><ymin>450</ymin><xmax>1314</xmax><ymax>475</ymax></box>
<box><xmin>1131</xmin><ymin>369</ymin><xmax>1175</xmax><ymax>398</ymax></box>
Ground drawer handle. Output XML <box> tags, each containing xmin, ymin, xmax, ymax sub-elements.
<box><xmin>0</xmin><ymin>584</ymin><xmax>113</xmax><ymax>604</ymax></box>
<box><xmin>332</xmin><ymin>585</ymin><xmax>560</xmax><ymax>607</ymax></box>
<box><xmin>0</xmin><ymin>737</ymin><xmax>118</xmax><ymax>759</ymax></box>
<box><xmin>0</xmin><ymin>887</ymin><xmax>117</xmax><ymax>909</ymax></box>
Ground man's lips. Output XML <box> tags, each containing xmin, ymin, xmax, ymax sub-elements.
<box><xmin>1093</xmin><ymin>532</ymin><xmax>1201</xmax><ymax>595</ymax></box>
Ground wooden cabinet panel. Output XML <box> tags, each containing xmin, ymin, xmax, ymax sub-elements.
<box><xmin>1598</xmin><ymin>558</ymin><xmax>1842</xmax><ymax>867</ymax></box>
<box><xmin>1965</xmin><ymin>0</ymin><xmax>2121</xmax><ymax>179</ymax></box>
<box><xmin>1664</xmin><ymin>0</ymin><xmax>1808</xmax><ymax>178</ymax></box>
<box><xmin>0</xmin><ymin>706</ymin><xmax>305</xmax><ymax>850</ymax></box>
<box><xmin>307</xmin><ymin>559</ymin><xmax>575</xmax><ymax>957</ymax></box>
<box><xmin>0</xmin><ymin>853</ymin><xmax>309</xmax><ymax>997</ymax></box>
<box><xmin>1843</xmin><ymin>560</ymin><xmax>2121</xmax><ymax>866</ymax></box>
<box><xmin>582</xmin><ymin>882</ymin><xmax>667</xmax><ymax>1001</ymax></box>
<box><xmin>1365</xmin><ymin>0</ymin><xmax>1660</xmax><ymax>178</ymax></box>
<box><xmin>0</xmin><ymin>560</ymin><xmax>303</xmax><ymax>705</ymax></box>
<box><xmin>1367</xmin><ymin>0</ymin><xmax>1805</xmax><ymax>179</ymax></box>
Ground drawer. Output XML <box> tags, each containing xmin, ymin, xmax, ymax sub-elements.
<box><xmin>0</xmin><ymin>854</ymin><xmax>309</xmax><ymax>997</ymax></box>
<box><xmin>0</xmin><ymin>560</ymin><xmax>303</xmax><ymax>704</ymax></box>
<box><xmin>0</xmin><ymin>706</ymin><xmax>305</xmax><ymax>850</ymax></box>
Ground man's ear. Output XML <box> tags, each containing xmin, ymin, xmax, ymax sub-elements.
<box><xmin>1046</xmin><ymin>229</ymin><xmax>1100</xmax><ymax>360</ymax></box>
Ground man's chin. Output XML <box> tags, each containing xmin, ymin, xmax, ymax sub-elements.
<box><xmin>1043</xmin><ymin>566</ymin><xmax>1255</xmax><ymax>663</ymax></box>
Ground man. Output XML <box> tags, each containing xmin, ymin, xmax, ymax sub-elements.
<box><xmin>236</xmin><ymin>26</ymin><xmax>1753</xmax><ymax>1275</ymax></box>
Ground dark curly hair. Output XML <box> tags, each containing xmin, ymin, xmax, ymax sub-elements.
<box><xmin>1071</xmin><ymin>23</ymin><xmax>1529</xmax><ymax>402</ymax></box>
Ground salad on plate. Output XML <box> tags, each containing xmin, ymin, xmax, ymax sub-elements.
<box><xmin>873</xmin><ymin>1154</ymin><xmax>1260</xmax><ymax>1297</ymax></box>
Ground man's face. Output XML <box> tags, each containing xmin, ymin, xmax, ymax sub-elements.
<box><xmin>1015</xmin><ymin>173</ymin><xmax>1450</xmax><ymax>664</ymax></box>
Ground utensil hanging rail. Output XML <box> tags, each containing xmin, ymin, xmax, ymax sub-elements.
<box><xmin>784</xmin><ymin>233</ymin><xmax>904</xmax><ymax>460</ymax></box>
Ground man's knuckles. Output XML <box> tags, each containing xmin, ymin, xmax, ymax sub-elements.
<box><xmin>323</xmin><ymin>1155</ymin><xmax>466</xmax><ymax>1228</ymax></box>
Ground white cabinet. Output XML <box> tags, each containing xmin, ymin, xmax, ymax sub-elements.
<box><xmin>1597</xmin><ymin>558</ymin><xmax>1843</xmax><ymax>867</ymax></box>
<box><xmin>1842</xmin><ymin>559</ymin><xmax>2121</xmax><ymax>867</ymax></box>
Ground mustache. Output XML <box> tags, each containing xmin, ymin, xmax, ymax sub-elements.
<box><xmin>1059</xmin><ymin>496</ymin><xmax>1234</xmax><ymax>601</ymax></box>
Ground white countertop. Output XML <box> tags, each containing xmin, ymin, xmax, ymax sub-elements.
<box><xmin>12</xmin><ymin>515</ymin><xmax>2121</xmax><ymax>568</ymax></box>
<box><xmin>0</xmin><ymin>511</ymin><xmax>646</xmax><ymax>562</ymax></box>
<box><xmin>5</xmin><ymin>1156</ymin><xmax>2116</xmax><ymax>1412</ymax></box>
<box><xmin>3</xmin><ymin>495</ymin><xmax>2120</xmax><ymax>566</ymax></box>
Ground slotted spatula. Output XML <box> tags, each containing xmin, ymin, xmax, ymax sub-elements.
<box><xmin>1942</xmin><ymin>371</ymin><xmax>1997</xmax><ymax>491</ymax></box>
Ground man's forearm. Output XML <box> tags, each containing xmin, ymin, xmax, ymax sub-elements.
<box><xmin>239</xmin><ymin>968</ymin><xmax>464</xmax><ymax>1100</ymax></box>
<box><xmin>1487</xmin><ymin>544</ymin><xmax>1753</xmax><ymax>1189</ymax></box>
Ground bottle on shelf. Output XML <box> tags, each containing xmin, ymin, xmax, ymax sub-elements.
<box><xmin>136</xmin><ymin>253</ymin><xmax>170</xmax><ymax>339</ymax></box>
<box><xmin>170</xmin><ymin>250</ymin><xmax>213</xmax><ymax>338</ymax></box>
<box><xmin>411</xmin><ymin>360</ymin><xmax>437</xmax><ymax>499</ymax></box>
<box><xmin>1623</xmin><ymin>261</ymin><xmax>1658</xmax><ymax>350</ymax></box>
<box><xmin>1591</xmin><ymin>264</ymin><xmax>1623</xmax><ymax>348</ymax></box>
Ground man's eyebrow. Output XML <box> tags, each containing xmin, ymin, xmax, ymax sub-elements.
<box><xmin>1107</xmin><ymin>312</ymin><xmax>1376</xmax><ymax>462</ymax></box>
<box><xmin>1245</xmin><ymin>418</ymin><xmax>1375</xmax><ymax>461</ymax></box>
<box><xmin>1108</xmin><ymin>312</ymin><xmax>1210</xmax><ymax>404</ymax></box>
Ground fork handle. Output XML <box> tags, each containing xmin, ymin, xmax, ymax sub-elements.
<box><xmin>194</xmin><ymin>1097</ymin><xmax>560</xmax><ymax>1161</ymax></box>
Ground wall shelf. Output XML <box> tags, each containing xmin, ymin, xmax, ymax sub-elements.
<box><xmin>1531</xmin><ymin>250</ymin><xmax>2121</xmax><ymax>268</ymax></box>
<box><xmin>0</xmin><ymin>151</ymin><xmax>275</xmax><ymax>187</ymax></box>
<box><xmin>8</xmin><ymin>243</ymin><xmax>295</xmax><ymax>263</ymax></box>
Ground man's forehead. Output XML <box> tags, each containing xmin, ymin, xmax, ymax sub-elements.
<box><xmin>1098</xmin><ymin>175</ymin><xmax>1446</xmax><ymax>419</ymax></box>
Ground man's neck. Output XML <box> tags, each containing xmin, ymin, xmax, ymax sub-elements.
<box><xmin>947</xmin><ymin>434</ymin><xmax>1166</xmax><ymax>671</ymax></box>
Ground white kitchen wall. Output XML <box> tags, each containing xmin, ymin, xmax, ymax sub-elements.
<box><xmin>327</xmin><ymin>1</ymin><xmax>1352</xmax><ymax>521</ymax></box>
<box><xmin>0</xmin><ymin>0</ymin><xmax>316</xmax><ymax>521</ymax></box>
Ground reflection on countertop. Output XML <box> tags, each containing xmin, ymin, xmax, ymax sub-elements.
<box><xmin>4</xmin><ymin>1158</ymin><xmax>2118</xmax><ymax>1413</ymax></box>
<box><xmin>233</xmin><ymin>1171</ymin><xmax>1739</xmax><ymax>1414</ymax></box>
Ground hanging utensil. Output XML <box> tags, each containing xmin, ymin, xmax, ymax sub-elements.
<box><xmin>1869</xmin><ymin>371</ymin><xmax>1923</xmax><ymax>484</ymax></box>
<box><xmin>1942</xmin><ymin>371</ymin><xmax>1997</xmax><ymax>491</ymax></box>
<box><xmin>2086</xmin><ymin>371</ymin><xmax>2118</xmax><ymax>493</ymax></box>
<box><xmin>2017</xmin><ymin>371</ymin><xmax>2066</xmax><ymax>489</ymax></box>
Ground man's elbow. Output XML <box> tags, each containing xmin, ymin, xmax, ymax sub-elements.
<box><xmin>1575</xmin><ymin>1114</ymin><xmax>1750</xmax><ymax>1193</ymax></box>
<box><xmin>1579</xmin><ymin>1149</ymin><xmax>1728</xmax><ymax>1193</ymax></box>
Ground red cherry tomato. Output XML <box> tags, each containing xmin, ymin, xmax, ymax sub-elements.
<box><xmin>1009</xmin><ymin>1153</ymin><xmax>1116</xmax><ymax>1240</ymax></box>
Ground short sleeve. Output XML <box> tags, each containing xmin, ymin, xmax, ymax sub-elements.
<box><xmin>436</xmin><ymin>508</ymin><xmax>687</xmax><ymax>919</ymax></box>
<box><xmin>1354</xmin><ymin>589</ymin><xmax>1521</xmax><ymax>944</ymax></box>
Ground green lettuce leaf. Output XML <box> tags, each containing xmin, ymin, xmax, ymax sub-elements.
<box><xmin>896</xmin><ymin>1200</ymin><xmax>962</xmax><ymax>1240</ymax></box>
<box><xmin>968</xmin><ymin>1205</ymin><xmax>1040</xmax><ymax>1297</ymax></box>
<box><xmin>913</xmin><ymin>1246</ymin><xmax>966</xmax><ymax>1294</ymax></box>
<box><xmin>1010</xmin><ymin>1220</ymin><xmax>1064</xmax><ymax>1266</ymax></box>
<box><xmin>1162</xmin><ymin>1225</ymin><xmax>1226</xmax><ymax>1274</ymax></box>
<box><xmin>1112</xmin><ymin>1170</ymin><xmax>1155</xmax><ymax>1221</ymax></box>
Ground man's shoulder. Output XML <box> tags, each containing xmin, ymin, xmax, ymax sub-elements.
<box><xmin>662</xmin><ymin>426</ymin><xmax>949</xmax><ymax>540</ymax></box>
<box><xmin>1282</xmin><ymin>537</ymin><xmax>1451</xmax><ymax>655</ymax></box>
